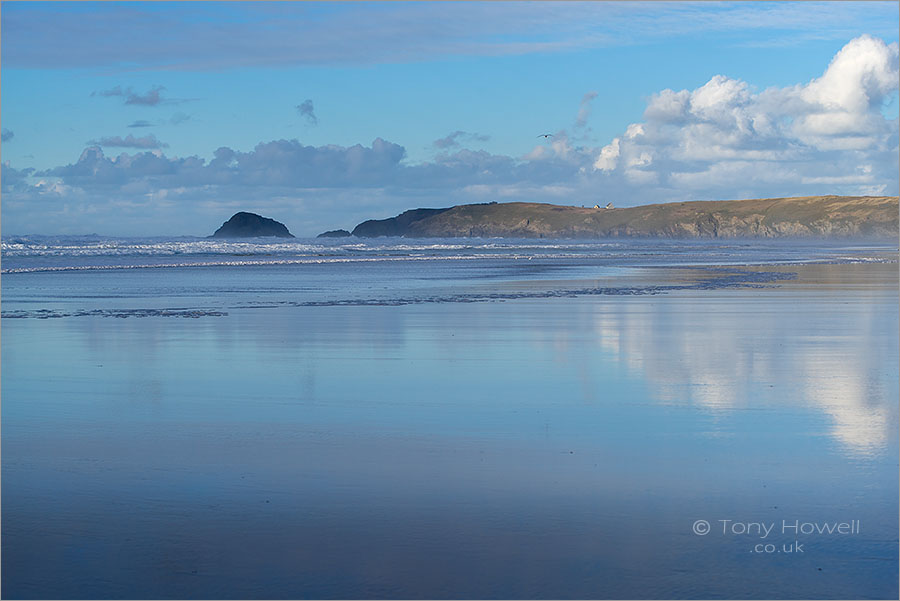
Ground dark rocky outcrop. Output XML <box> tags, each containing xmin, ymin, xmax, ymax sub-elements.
<box><xmin>317</xmin><ymin>229</ymin><xmax>352</xmax><ymax>238</ymax></box>
<box><xmin>349</xmin><ymin>196</ymin><xmax>899</xmax><ymax>239</ymax></box>
<box><xmin>212</xmin><ymin>212</ymin><xmax>294</xmax><ymax>238</ymax></box>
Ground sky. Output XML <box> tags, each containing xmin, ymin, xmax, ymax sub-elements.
<box><xmin>1</xmin><ymin>1</ymin><xmax>898</xmax><ymax>237</ymax></box>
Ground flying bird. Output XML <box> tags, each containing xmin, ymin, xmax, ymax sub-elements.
<box><xmin>537</xmin><ymin>133</ymin><xmax>553</xmax><ymax>138</ymax></box>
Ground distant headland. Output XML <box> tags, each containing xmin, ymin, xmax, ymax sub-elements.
<box><xmin>343</xmin><ymin>196</ymin><xmax>899</xmax><ymax>239</ymax></box>
<box><xmin>317</xmin><ymin>229</ymin><xmax>352</xmax><ymax>238</ymax></box>
<box><xmin>211</xmin><ymin>212</ymin><xmax>294</xmax><ymax>238</ymax></box>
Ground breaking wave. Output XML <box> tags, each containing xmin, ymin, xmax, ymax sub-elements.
<box><xmin>2</xmin><ymin>235</ymin><xmax>895</xmax><ymax>275</ymax></box>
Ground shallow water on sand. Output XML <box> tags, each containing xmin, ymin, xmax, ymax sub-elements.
<box><xmin>2</xmin><ymin>239</ymin><xmax>897</xmax><ymax>599</ymax></box>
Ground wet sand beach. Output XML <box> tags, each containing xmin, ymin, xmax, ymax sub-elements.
<box><xmin>2</xmin><ymin>242</ymin><xmax>897</xmax><ymax>599</ymax></box>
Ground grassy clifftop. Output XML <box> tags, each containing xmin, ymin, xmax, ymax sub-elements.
<box><xmin>351</xmin><ymin>196</ymin><xmax>899</xmax><ymax>239</ymax></box>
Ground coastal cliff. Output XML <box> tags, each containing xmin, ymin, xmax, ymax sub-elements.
<box><xmin>349</xmin><ymin>196</ymin><xmax>899</xmax><ymax>239</ymax></box>
<box><xmin>351</xmin><ymin>208</ymin><xmax>451</xmax><ymax>237</ymax></box>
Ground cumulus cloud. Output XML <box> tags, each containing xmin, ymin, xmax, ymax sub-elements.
<box><xmin>89</xmin><ymin>134</ymin><xmax>169</xmax><ymax>149</ymax></box>
<box><xmin>296</xmin><ymin>100</ymin><xmax>318</xmax><ymax>125</ymax></box>
<box><xmin>1</xmin><ymin>163</ymin><xmax>35</xmax><ymax>192</ymax></box>
<box><xmin>590</xmin><ymin>34</ymin><xmax>899</xmax><ymax>199</ymax></box>
<box><xmin>41</xmin><ymin>138</ymin><xmax>407</xmax><ymax>190</ymax></box>
<box><xmin>433</xmin><ymin>130</ymin><xmax>491</xmax><ymax>149</ymax></box>
<box><xmin>1</xmin><ymin>128</ymin><xmax>14</xmax><ymax>142</ymax></box>
<box><xmin>94</xmin><ymin>85</ymin><xmax>167</xmax><ymax>106</ymax></box>
<box><xmin>593</xmin><ymin>137</ymin><xmax>619</xmax><ymax>171</ymax></box>
<box><xmin>21</xmin><ymin>135</ymin><xmax>578</xmax><ymax>204</ymax></box>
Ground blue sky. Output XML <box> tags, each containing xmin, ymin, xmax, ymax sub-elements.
<box><xmin>2</xmin><ymin>1</ymin><xmax>898</xmax><ymax>236</ymax></box>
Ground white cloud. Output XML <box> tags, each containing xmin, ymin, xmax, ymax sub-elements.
<box><xmin>626</xmin><ymin>151</ymin><xmax>652</xmax><ymax>168</ymax></box>
<box><xmin>644</xmin><ymin>89</ymin><xmax>691</xmax><ymax>123</ymax></box>
<box><xmin>591</xmin><ymin>35</ymin><xmax>899</xmax><ymax>200</ymax></box>
<box><xmin>624</xmin><ymin>124</ymin><xmax>644</xmax><ymax>139</ymax></box>
<box><xmin>89</xmin><ymin>134</ymin><xmax>169</xmax><ymax>149</ymax></box>
<box><xmin>801</xmin><ymin>35</ymin><xmax>899</xmax><ymax>113</ymax></box>
<box><xmin>593</xmin><ymin>138</ymin><xmax>620</xmax><ymax>171</ymax></box>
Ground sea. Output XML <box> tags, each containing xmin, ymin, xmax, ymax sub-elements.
<box><xmin>2</xmin><ymin>235</ymin><xmax>898</xmax><ymax>599</ymax></box>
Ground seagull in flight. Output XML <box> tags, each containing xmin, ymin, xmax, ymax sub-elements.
<box><xmin>537</xmin><ymin>133</ymin><xmax>553</xmax><ymax>139</ymax></box>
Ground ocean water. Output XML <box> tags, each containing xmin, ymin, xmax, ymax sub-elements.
<box><xmin>2</xmin><ymin>236</ymin><xmax>898</xmax><ymax>599</ymax></box>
